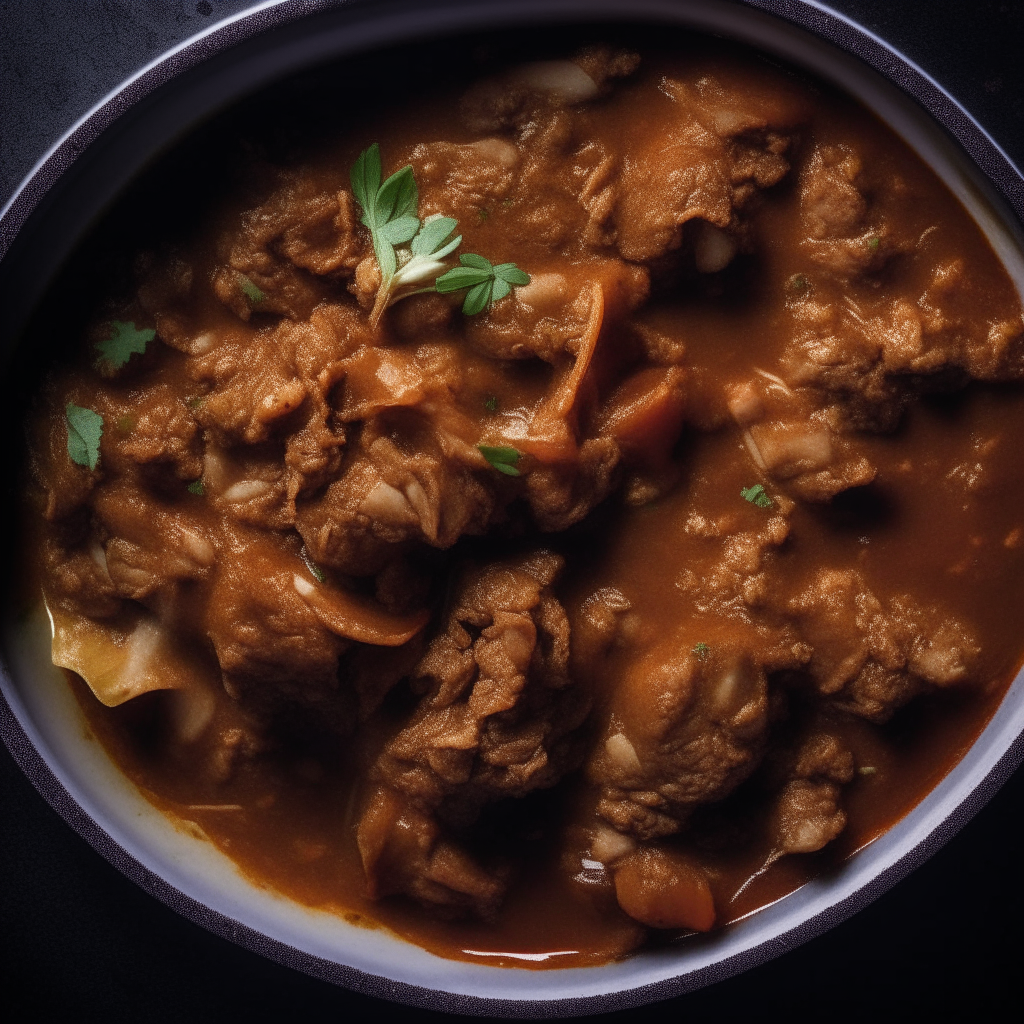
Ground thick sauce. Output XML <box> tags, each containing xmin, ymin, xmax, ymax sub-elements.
<box><xmin>23</xmin><ymin>33</ymin><xmax>1024</xmax><ymax>967</ymax></box>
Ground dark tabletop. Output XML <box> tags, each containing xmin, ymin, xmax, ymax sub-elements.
<box><xmin>2</xmin><ymin>2</ymin><xmax>1022</xmax><ymax>1020</ymax></box>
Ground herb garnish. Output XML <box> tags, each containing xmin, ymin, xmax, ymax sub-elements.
<box><xmin>692</xmin><ymin>642</ymin><xmax>710</xmax><ymax>661</ymax></box>
<box><xmin>484</xmin><ymin>396</ymin><xmax>498</xmax><ymax>413</ymax></box>
<box><xmin>435</xmin><ymin>254</ymin><xmax>530</xmax><ymax>316</ymax></box>
<box><xmin>300</xmin><ymin>544</ymin><xmax>325</xmax><ymax>583</ymax></box>
<box><xmin>239</xmin><ymin>275</ymin><xmax>265</xmax><ymax>304</ymax></box>
<box><xmin>350</xmin><ymin>145</ymin><xmax>530</xmax><ymax>324</ymax></box>
<box><xmin>478</xmin><ymin>444</ymin><xmax>522</xmax><ymax>477</ymax></box>
<box><xmin>350</xmin><ymin>144</ymin><xmax>462</xmax><ymax>327</ymax></box>
<box><xmin>868</xmin><ymin>236</ymin><xmax>881</xmax><ymax>252</ymax></box>
<box><xmin>741</xmin><ymin>483</ymin><xmax>772</xmax><ymax>508</ymax></box>
<box><xmin>187</xmin><ymin>479</ymin><xmax>205</xmax><ymax>496</ymax></box>
<box><xmin>94</xmin><ymin>321</ymin><xmax>155</xmax><ymax>371</ymax></box>
<box><xmin>66</xmin><ymin>404</ymin><xmax>103</xmax><ymax>470</ymax></box>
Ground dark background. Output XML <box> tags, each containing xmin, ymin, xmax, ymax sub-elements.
<box><xmin>1</xmin><ymin>1</ymin><xmax>1022</xmax><ymax>1020</ymax></box>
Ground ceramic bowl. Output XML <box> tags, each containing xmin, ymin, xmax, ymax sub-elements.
<box><xmin>2</xmin><ymin>0</ymin><xmax>1022</xmax><ymax>1015</ymax></box>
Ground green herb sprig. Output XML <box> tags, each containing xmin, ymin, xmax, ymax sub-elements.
<box><xmin>350</xmin><ymin>144</ymin><xmax>462</xmax><ymax>327</ymax></box>
<box><xmin>692</xmin><ymin>642</ymin><xmax>710</xmax><ymax>661</ymax></box>
<box><xmin>66</xmin><ymin>404</ymin><xmax>103</xmax><ymax>470</ymax></box>
<box><xmin>435</xmin><ymin>254</ymin><xmax>530</xmax><ymax>315</ymax></box>
<box><xmin>94</xmin><ymin>321</ymin><xmax>155</xmax><ymax>372</ymax></box>
<box><xmin>741</xmin><ymin>483</ymin><xmax>773</xmax><ymax>509</ymax></box>
<box><xmin>478</xmin><ymin>444</ymin><xmax>522</xmax><ymax>477</ymax></box>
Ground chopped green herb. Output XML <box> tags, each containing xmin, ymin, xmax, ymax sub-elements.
<box><xmin>94</xmin><ymin>320</ymin><xmax>155</xmax><ymax>371</ymax></box>
<box><xmin>115</xmin><ymin>414</ymin><xmax>135</xmax><ymax>433</ymax></box>
<box><xmin>858</xmin><ymin>766</ymin><xmax>877</xmax><ymax>776</ymax></box>
<box><xmin>868</xmin><ymin>236</ymin><xmax>881</xmax><ymax>252</ymax></box>
<box><xmin>478</xmin><ymin>444</ymin><xmax>522</xmax><ymax>477</ymax></box>
<box><xmin>787</xmin><ymin>273</ymin><xmax>809</xmax><ymax>294</ymax></box>
<box><xmin>300</xmin><ymin>545</ymin><xmax>325</xmax><ymax>583</ymax></box>
<box><xmin>477</xmin><ymin>208</ymin><xmax>489</xmax><ymax>222</ymax></box>
<box><xmin>484</xmin><ymin>396</ymin><xmax>498</xmax><ymax>413</ymax></box>
<box><xmin>501</xmin><ymin>198</ymin><xmax>514</xmax><ymax>209</ymax></box>
<box><xmin>741</xmin><ymin>483</ymin><xmax>773</xmax><ymax>508</ymax></box>
<box><xmin>692</xmin><ymin>642</ymin><xmax>710</xmax><ymax>661</ymax></box>
<box><xmin>187</xmin><ymin>479</ymin><xmax>205</xmax><ymax>496</ymax></box>
<box><xmin>186</xmin><ymin>396</ymin><xmax>205</xmax><ymax>411</ymax></box>
<box><xmin>65</xmin><ymin>404</ymin><xmax>103</xmax><ymax>471</ymax></box>
<box><xmin>239</xmin><ymin>275</ymin><xmax>265</xmax><ymax>304</ymax></box>
<box><xmin>435</xmin><ymin>255</ymin><xmax>531</xmax><ymax>315</ymax></box>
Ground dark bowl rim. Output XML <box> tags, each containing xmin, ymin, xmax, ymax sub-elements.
<box><xmin>1</xmin><ymin>0</ymin><xmax>1022</xmax><ymax>1017</ymax></box>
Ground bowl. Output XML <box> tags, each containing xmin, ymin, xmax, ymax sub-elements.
<box><xmin>2</xmin><ymin>0</ymin><xmax>1023</xmax><ymax>1015</ymax></box>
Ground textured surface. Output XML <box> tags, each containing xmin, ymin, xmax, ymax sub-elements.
<box><xmin>1</xmin><ymin>0</ymin><xmax>1022</xmax><ymax>1019</ymax></box>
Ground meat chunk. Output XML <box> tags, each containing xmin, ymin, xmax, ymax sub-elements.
<box><xmin>357</xmin><ymin>787</ymin><xmax>506</xmax><ymax>919</ymax></box>
<box><xmin>612</xmin><ymin>71</ymin><xmax>803</xmax><ymax>262</ymax></box>
<box><xmin>788</xmin><ymin>568</ymin><xmax>980</xmax><ymax>721</ymax></box>
<box><xmin>782</xmin><ymin>266</ymin><xmax>1024</xmax><ymax>433</ymax></box>
<box><xmin>296</xmin><ymin>412</ymin><xmax>497</xmax><ymax>575</ymax></box>
<box><xmin>358</xmin><ymin>552</ymin><xmax>589</xmax><ymax>916</ymax></box>
<box><xmin>589</xmin><ymin>642</ymin><xmax>775</xmax><ymax>841</ymax></box>
<box><xmin>769</xmin><ymin>732</ymin><xmax>855</xmax><ymax>855</ymax></box>
<box><xmin>215</xmin><ymin>172</ymin><xmax>365</xmax><ymax>321</ymax></box>
<box><xmin>797</xmin><ymin>143</ymin><xmax>893</xmax><ymax>280</ymax></box>
<box><xmin>726</xmin><ymin>373</ymin><xmax>877</xmax><ymax>502</ymax></box>
<box><xmin>374</xmin><ymin>551</ymin><xmax>587</xmax><ymax>823</ymax></box>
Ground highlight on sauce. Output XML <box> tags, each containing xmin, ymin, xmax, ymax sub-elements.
<box><xmin>21</xmin><ymin>31</ymin><xmax>1024</xmax><ymax>968</ymax></box>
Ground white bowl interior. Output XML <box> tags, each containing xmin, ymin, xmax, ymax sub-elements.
<box><xmin>3</xmin><ymin>0</ymin><xmax>1023</xmax><ymax>1009</ymax></box>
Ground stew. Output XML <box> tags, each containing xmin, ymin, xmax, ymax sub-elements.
<box><xmin>22</xmin><ymin>34</ymin><xmax>1024</xmax><ymax>967</ymax></box>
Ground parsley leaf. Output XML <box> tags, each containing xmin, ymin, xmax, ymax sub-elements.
<box><xmin>435</xmin><ymin>254</ymin><xmax>530</xmax><ymax>315</ymax></box>
<box><xmin>692</xmin><ymin>642</ymin><xmax>710</xmax><ymax>661</ymax></box>
<box><xmin>187</xmin><ymin>479</ymin><xmax>205</xmax><ymax>496</ymax></box>
<box><xmin>741</xmin><ymin>483</ymin><xmax>773</xmax><ymax>508</ymax></box>
<box><xmin>94</xmin><ymin>321</ymin><xmax>155</xmax><ymax>371</ymax></box>
<box><xmin>66</xmin><ymin>404</ymin><xmax>103</xmax><ymax>470</ymax></box>
<box><xmin>478</xmin><ymin>444</ymin><xmax>522</xmax><ymax>477</ymax></box>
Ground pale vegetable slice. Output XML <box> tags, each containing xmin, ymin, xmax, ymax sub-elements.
<box><xmin>47</xmin><ymin>600</ymin><xmax>199</xmax><ymax>707</ymax></box>
<box><xmin>292</xmin><ymin>575</ymin><xmax>428</xmax><ymax>646</ymax></box>
<box><xmin>517</xmin><ymin>281</ymin><xmax>605</xmax><ymax>462</ymax></box>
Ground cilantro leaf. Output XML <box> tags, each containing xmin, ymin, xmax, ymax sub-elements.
<box><xmin>478</xmin><ymin>444</ymin><xmax>522</xmax><ymax>477</ymax></box>
<box><xmin>94</xmin><ymin>321</ymin><xmax>155</xmax><ymax>371</ymax></box>
<box><xmin>741</xmin><ymin>483</ymin><xmax>773</xmax><ymax>508</ymax></box>
<box><xmin>484</xmin><ymin>396</ymin><xmax>498</xmax><ymax>412</ymax></box>
<box><xmin>435</xmin><ymin>254</ymin><xmax>531</xmax><ymax>315</ymax></box>
<box><xmin>66</xmin><ymin>404</ymin><xmax>103</xmax><ymax>470</ymax></box>
<box><xmin>187</xmin><ymin>479</ymin><xmax>205</xmax><ymax>496</ymax></box>
<box><xmin>692</xmin><ymin>642</ymin><xmax>710</xmax><ymax>661</ymax></box>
